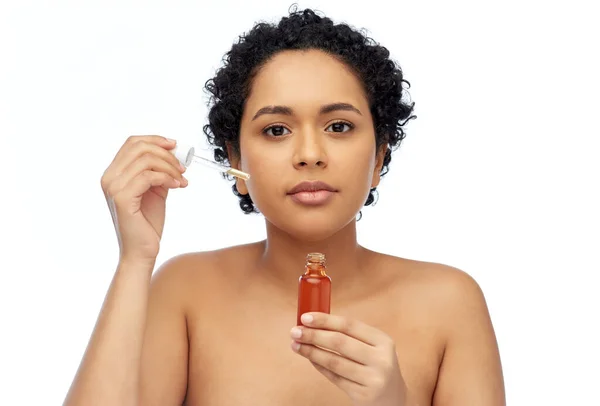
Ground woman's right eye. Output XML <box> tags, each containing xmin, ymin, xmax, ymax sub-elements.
<box><xmin>263</xmin><ymin>125</ymin><xmax>291</xmax><ymax>137</ymax></box>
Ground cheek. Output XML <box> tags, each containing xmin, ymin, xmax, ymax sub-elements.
<box><xmin>239</xmin><ymin>142</ymin><xmax>287</xmax><ymax>209</ymax></box>
<box><xmin>243</xmin><ymin>143</ymin><xmax>287</xmax><ymax>180</ymax></box>
<box><xmin>338</xmin><ymin>142</ymin><xmax>377</xmax><ymax>186</ymax></box>
<box><xmin>239</xmin><ymin>134</ymin><xmax>285</xmax><ymax>172</ymax></box>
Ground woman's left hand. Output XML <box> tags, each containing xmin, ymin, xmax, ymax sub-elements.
<box><xmin>290</xmin><ymin>312</ymin><xmax>407</xmax><ymax>406</ymax></box>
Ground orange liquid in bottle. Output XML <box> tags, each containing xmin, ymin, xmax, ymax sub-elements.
<box><xmin>297</xmin><ymin>253</ymin><xmax>331</xmax><ymax>326</ymax></box>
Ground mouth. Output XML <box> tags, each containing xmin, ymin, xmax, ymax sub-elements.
<box><xmin>287</xmin><ymin>181</ymin><xmax>337</xmax><ymax>206</ymax></box>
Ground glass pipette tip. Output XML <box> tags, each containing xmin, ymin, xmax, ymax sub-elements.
<box><xmin>191</xmin><ymin>154</ymin><xmax>251</xmax><ymax>181</ymax></box>
<box><xmin>173</xmin><ymin>143</ymin><xmax>250</xmax><ymax>181</ymax></box>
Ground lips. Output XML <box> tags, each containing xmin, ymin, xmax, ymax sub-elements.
<box><xmin>287</xmin><ymin>181</ymin><xmax>337</xmax><ymax>194</ymax></box>
<box><xmin>287</xmin><ymin>181</ymin><xmax>337</xmax><ymax>206</ymax></box>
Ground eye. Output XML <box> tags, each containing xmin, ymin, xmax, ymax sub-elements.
<box><xmin>262</xmin><ymin>125</ymin><xmax>291</xmax><ymax>137</ymax></box>
<box><xmin>326</xmin><ymin>121</ymin><xmax>354</xmax><ymax>133</ymax></box>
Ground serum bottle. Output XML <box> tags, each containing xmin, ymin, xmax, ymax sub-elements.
<box><xmin>297</xmin><ymin>253</ymin><xmax>331</xmax><ymax>325</ymax></box>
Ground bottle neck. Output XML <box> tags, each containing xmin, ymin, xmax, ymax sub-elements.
<box><xmin>305</xmin><ymin>262</ymin><xmax>328</xmax><ymax>277</ymax></box>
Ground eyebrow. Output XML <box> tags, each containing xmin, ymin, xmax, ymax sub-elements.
<box><xmin>251</xmin><ymin>102</ymin><xmax>363</xmax><ymax>121</ymax></box>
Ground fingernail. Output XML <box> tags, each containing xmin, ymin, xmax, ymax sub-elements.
<box><xmin>179</xmin><ymin>163</ymin><xmax>186</xmax><ymax>172</ymax></box>
<box><xmin>166</xmin><ymin>138</ymin><xmax>176</xmax><ymax>143</ymax></box>
<box><xmin>181</xmin><ymin>177</ymin><xmax>188</xmax><ymax>186</ymax></box>
<box><xmin>301</xmin><ymin>314</ymin><xmax>313</xmax><ymax>324</ymax></box>
<box><xmin>291</xmin><ymin>341</ymin><xmax>301</xmax><ymax>352</ymax></box>
<box><xmin>290</xmin><ymin>327</ymin><xmax>302</xmax><ymax>338</ymax></box>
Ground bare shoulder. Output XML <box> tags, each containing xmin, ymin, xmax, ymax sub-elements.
<box><xmin>138</xmin><ymin>245</ymin><xmax>259</xmax><ymax>405</ymax></box>
<box><xmin>381</xmin><ymin>254</ymin><xmax>488</xmax><ymax>312</ymax></box>
<box><xmin>419</xmin><ymin>261</ymin><xmax>490</xmax><ymax>324</ymax></box>
<box><xmin>374</xmin><ymin>252</ymin><xmax>494</xmax><ymax>333</ymax></box>
<box><xmin>379</xmin><ymin>254</ymin><xmax>505</xmax><ymax>404</ymax></box>
<box><xmin>149</xmin><ymin>242</ymin><xmax>263</xmax><ymax>301</ymax></box>
<box><xmin>419</xmin><ymin>261</ymin><xmax>485</xmax><ymax>304</ymax></box>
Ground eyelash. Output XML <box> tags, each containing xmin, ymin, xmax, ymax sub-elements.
<box><xmin>262</xmin><ymin>120</ymin><xmax>355</xmax><ymax>138</ymax></box>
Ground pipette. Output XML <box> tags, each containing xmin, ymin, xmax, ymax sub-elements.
<box><xmin>172</xmin><ymin>143</ymin><xmax>250</xmax><ymax>181</ymax></box>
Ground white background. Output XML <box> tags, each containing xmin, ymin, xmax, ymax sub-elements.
<box><xmin>1</xmin><ymin>0</ymin><xmax>598</xmax><ymax>404</ymax></box>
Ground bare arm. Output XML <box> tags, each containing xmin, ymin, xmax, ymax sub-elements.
<box><xmin>64</xmin><ymin>256</ymin><xmax>190</xmax><ymax>406</ymax></box>
<box><xmin>64</xmin><ymin>135</ymin><xmax>189</xmax><ymax>405</ymax></box>
<box><xmin>63</xmin><ymin>259</ymin><xmax>154</xmax><ymax>405</ymax></box>
<box><xmin>432</xmin><ymin>269</ymin><xmax>505</xmax><ymax>405</ymax></box>
<box><xmin>139</xmin><ymin>256</ymin><xmax>190</xmax><ymax>405</ymax></box>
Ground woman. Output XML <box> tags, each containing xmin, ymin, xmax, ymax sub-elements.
<box><xmin>65</xmin><ymin>7</ymin><xmax>505</xmax><ymax>406</ymax></box>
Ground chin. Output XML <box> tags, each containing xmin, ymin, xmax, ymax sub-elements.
<box><xmin>267</xmin><ymin>208</ymin><xmax>358</xmax><ymax>243</ymax></box>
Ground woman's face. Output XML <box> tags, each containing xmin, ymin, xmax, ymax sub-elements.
<box><xmin>233</xmin><ymin>49</ymin><xmax>385</xmax><ymax>241</ymax></box>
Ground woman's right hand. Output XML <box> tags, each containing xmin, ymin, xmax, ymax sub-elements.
<box><xmin>100</xmin><ymin>135</ymin><xmax>188</xmax><ymax>265</ymax></box>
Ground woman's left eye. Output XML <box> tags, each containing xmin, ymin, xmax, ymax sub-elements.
<box><xmin>326</xmin><ymin>121</ymin><xmax>354</xmax><ymax>133</ymax></box>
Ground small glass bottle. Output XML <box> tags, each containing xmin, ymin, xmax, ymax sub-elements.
<box><xmin>297</xmin><ymin>253</ymin><xmax>331</xmax><ymax>326</ymax></box>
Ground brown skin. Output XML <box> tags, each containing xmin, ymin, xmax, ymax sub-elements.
<box><xmin>142</xmin><ymin>246</ymin><xmax>504</xmax><ymax>405</ymax></box>
<box><xmin>65</xmin><ymin>50</ymin><xmax>505</xmax><ymax>405</ymax></box>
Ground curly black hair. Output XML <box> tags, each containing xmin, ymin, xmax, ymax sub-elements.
<box><xmin>203</xmin><ymin>5</ymin><xmax>416</xmax><ymax>214</ymax></box>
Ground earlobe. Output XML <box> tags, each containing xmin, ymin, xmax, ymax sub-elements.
<box><xmin>236</xmin><ymin>175</ymin><xmax>249</xmax><ymax>195</ymax></box>
<box><xmin>371</xmin><ymin>173</ymin><xmax>381</xmax><ymax>189</ymax></box>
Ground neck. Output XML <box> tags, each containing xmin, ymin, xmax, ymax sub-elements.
<box><xmin>256</xmin><ymin>219</ymin><xmax>372</xmax><ymax>295</ymax></box>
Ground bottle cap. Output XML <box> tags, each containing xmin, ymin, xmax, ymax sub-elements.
<box><xmin>306</xmin><ymin>253</ymin><xmax>326</xmax><ymax>264</ymax></box>
<box><xmin>172</xmin><ymin>143</ymin><xmax>195</xmax><ymax>167</ymax></box>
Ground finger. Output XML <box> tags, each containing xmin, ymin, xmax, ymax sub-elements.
<box><xmin>310</xmin><ymin>361</ymin><xmax>362</xmax><ymax>394</ymax></box>
<box><xmin>107</xmin><ymin>136</ymin><xmax>180</xmax><ymax>179</ymax></box>
<box><xmin>103</xmin><ymin>142</ymin><xmax>185</xmax><ymax>195</ymax></box>
<box><xmin>115</xmin><ymin>170</ymin><xmax>181</xmax><ymax>204</ymax></box>
<box><xmin>107</xmin><ymin>154</ymin><xmax>188</xmax><ymax>197</ymax></box>
<box><xmin>291</xmin><ymin>326</ymin><xmax>370</xmax><ymax>365</ymax></box>
<box><xmin>300</xmin><ymin>313</ymin><xmax>386</xmax><ymax>346</ymax></box>
<box><xmin>114</xmin><ymin>135</ymin><xmax>176</xmax><ymax>164</ymax></box>
<box><xmin>291</xmin><ymin>341</ymin><xmax>366</xmax><ymax>385</ymax></box>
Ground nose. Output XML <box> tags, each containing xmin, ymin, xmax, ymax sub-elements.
<box><xmin>292</xmin><ymin>129</ymin><xmax>328</xmax><ymax>170</ymax></box>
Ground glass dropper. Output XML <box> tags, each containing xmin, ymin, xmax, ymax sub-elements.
<box><xmin>172</xmin><ymin>143</ymin><xmax>250</xmax><ymax>181</ymax></box>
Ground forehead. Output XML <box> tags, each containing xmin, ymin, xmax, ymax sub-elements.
<box><xmin>245</xmin><ymin>49</ymin><xmax>368</xmax><ymax>112</ymax></box>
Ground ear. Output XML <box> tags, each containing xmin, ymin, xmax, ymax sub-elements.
<box><xmin>371</xmin><ymin>144</ymin><xmax>387</xmax><ymax>188</ymax></box>
<box><xmin>226</xmin><ymin>142</ymin><xmax>248</xmax><ymax>194</ymax></box>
